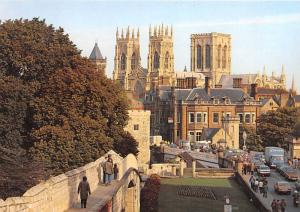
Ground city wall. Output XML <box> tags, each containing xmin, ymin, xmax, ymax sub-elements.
<box><xmin>0</xmin><ymin>150</ymin><xmax>138</xmax><ymax>212</ymax></box>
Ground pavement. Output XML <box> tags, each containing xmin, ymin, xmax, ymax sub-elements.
<box><xmin>66</xmin><ymin>181</ymin><xmax>119</xmax><ymax>212</ymax></box>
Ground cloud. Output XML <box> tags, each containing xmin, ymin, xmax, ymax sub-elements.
<box><xmin>176</xmin><ymin>13</ymin><xmax>300</xmax><ymax>28</ymax></box>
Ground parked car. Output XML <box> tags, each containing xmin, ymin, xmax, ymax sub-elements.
<box><xmin>296</xmin><ymin>179</ymin><xmax>300</xmax><ymax>191</ymax></box>
<box><xmin>282</xmin><ymin>166</ymin><xmax>299</xmax><ymax>181</ymax></box>
<box><xmin>274</xmin><ymin>181</ymin><xmax>292</xmax><ymax>194</ymax></box>
<box><xmin>257</xmin><ymin>165</ymin><xmax>271</xmax><ymax>177</ymax></box>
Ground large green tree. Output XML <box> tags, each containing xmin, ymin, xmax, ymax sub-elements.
<box><xmin>0</xmin><ymin>18</ymin><xmax>138</xmax><ymax>176</ymax></box>
<box><xmin>257</xmin><ymin>107</ymin><xmax>299</xmax><ymax>149</ymax></box>
<box><xmin>239</xmin><ymin>125</ymin><xmax>264</xmax><ymax>152</ymax></box>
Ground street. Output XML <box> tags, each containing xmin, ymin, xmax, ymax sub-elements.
<box><xmin>260</xmin><ymin>168</ymin><xmax>300</xmax><ymax>212</ymax></box>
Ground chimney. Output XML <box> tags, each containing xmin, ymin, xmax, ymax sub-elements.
<box><xmin>250</xmin><ymin>83</ymin><xmax>257</xmax><ymax>100</ymax></box>
<box><xmin>233</xmin><ymin>78</ymin><xmax>242</xmax><ymax>88</ymax></box>
<box><xmin>205</xmin><ymin>77</ymin><xmax>211</xmax><ymax>95</ymax></box>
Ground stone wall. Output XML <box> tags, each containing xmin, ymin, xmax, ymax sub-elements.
<box><xmin>148</xmin><ymin>163</ymin><xmax>182</xmax><ymax>176</ymax></box>
<box><xmin>125</xmin><ymin>110</ymin><xmax>151</xmax><ymax>167</ymax></box>
<box><xmin>0</xmin><ymin>150</ymin><xmax>138</xmax><ymax>212</ymax></box>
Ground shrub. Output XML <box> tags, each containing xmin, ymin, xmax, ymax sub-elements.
<box><xmin>140</xmin><ymin>174</ymin><xmax>161</xmax><ymax>212</ymax></box>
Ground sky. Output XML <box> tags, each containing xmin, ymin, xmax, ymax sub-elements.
<box><xmin>0</xmin><ymin>0</ymin><xmax>300</xmax><ymax>91</ymax></box>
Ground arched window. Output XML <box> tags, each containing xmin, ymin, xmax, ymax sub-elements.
<box><xmin>196</xmin><ymin>45</ymin><xmax>202</xmax><ymax>69</ymax></box>
<box><xmin>131</xmin><ymin>52</ymin><xmax>136</xmax><ymax>70</ymax></box>
<box><xmin>217</xmin><ymin>45</ymin><xmax>221</xmax><ymax>68</ymax></box>
<box><xmin>154</xmin><ymin>51</ymin><xmax>160</xmax><ymax>69</ymax></box>
<box><xmin>164</xmin><ymin>52</ymin><xmax>169</xmax><ymax>69</ymax></box>
<box><xmin>222</xmin><ymin>46</ymin><xmax>227</xmax><ymax>69</ymax></box>
<box><xmin>205</xmin><ymin>45</ymin><xmax>211</xmax><ymax>68</ymax></box>
<box><xmin>121</xmin><ymin>53</ymin><xmax>126</xmax><ymax>70</ymax></box>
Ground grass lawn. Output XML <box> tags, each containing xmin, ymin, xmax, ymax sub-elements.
<box><xmin>161</xmin><ymin>178</ymin><xmax>232</xmax><ymax>187</ymax></box>
<box><xmin>158</xmin><ymin>178</ymin><xmax>256</xmax><ymax>212</ymax></box>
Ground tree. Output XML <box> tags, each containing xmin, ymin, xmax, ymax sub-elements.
<box><xmin>257</xmin><ymin>107</ymin><xmax>299</xmax><ymax>149</ymax></box>
<box><xmin>239</xmin><ymin>125</ymin><xmax>263</xmax><ymax>152</ymax></box>
<box><xmin>0</xmin><ymin>18</ymin><xmax>82</xmax><ymax>82</ymax></box>
<box><xmin>113</xmin><ymin>131</ymin><xmax>139</xmax><ymax>157</ymax></box>
<box><xmin>0</xmin><ymin>74</ymin><xmax>33</xmax><ymax>149</ymax></box>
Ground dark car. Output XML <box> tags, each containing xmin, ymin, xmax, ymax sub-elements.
<box><xmin>274</xmin><ymin>181</ymin><xmax>292</xmax><ymax>194</ymax></box>
<box><xmin>296</xmin><ymin>179</ymin><xmax>300</xmax><ymax>191</ymax></box>
<box><xmin>276</xmin><ymin>164</ymin><xmax>289</xmax><ymax>175</ymax></box>
<box><xmin>282</xmin><ymin>167</ymin><xmax>299</xmax><ymax>181</ymax></box>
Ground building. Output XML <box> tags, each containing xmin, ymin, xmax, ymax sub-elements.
<box><xmin>144</xmin><ymin>77</ymin><xmax>261</xmax><ymax>144</ymax></box>
<box><xmin>191</xmin><ymin>33</ymin><xmax>231</xmax><ymax>87</ymax></box>
<box><xmin>112</xmin><ymin>27</ymin><xmax>147</xmax><ymax>98</ymax></box>
<box><xmin>89</xmin><ymin>42</ymin><xmax>107</xmax><ymax>75</ymax></box>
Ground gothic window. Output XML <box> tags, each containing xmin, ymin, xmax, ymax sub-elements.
<box><xmin>164</xmin><ymin>52</ymin><xmax>169</xmax><ymax>69</ymax></box>
<box><xmin>196</xmin><ymin>132</ymin><xmax>202</xmax><ymax>141</ymax></box>
<box><xmin>121</xmin><ymin>53</ymin><xmax>126</xmax><ymax>70</ymax></box>
<box><xmin>154</xmin><ymin>51</ymin><xmax>160</xmax><ymax>69</ymax></box>
<box><xmin>213</xmin><ymin>112</ymin><xmax>219</xmax><ymax>123</ymax></box>
<box><xmin>222</xmin><ymin>46</ymin><xmax>227</xmax><ymax>69</ymax></box>
<box><xmin>131</xmin><ymin>52</ymin><xmax>136</xmax><ymax>70</ymax></box>
<box><xmin>205</xmin><ymin>45</ymin><xmax>211</xmax><ymax>68</ymax></box>
<box><xmin>217</xmin><ymin>45</ymin><xmax>221</xmax><ymax>68</ymax></box>
<box><xmin>196</xmin><ymin>45</ymin><xmax>202</xmax><ymax>69</ymax></box>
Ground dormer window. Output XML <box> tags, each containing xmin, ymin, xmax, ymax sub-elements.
<box><xmin>223</xmin><ymin>96</ymin><xmax>230</xmax><ymax>105</ymax></box>
<box><xmin>213</xmin><ymin>98</ymin><xmax>219</xmax><ymax>105</ymax></box>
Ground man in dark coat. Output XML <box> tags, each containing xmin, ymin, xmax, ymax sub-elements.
<box><xmin>78</xmin><ymin>176</ymin><xmax>91</xmax><ymax>208</ymax></box>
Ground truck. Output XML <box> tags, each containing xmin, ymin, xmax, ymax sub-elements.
<box><xmin>265</xmin><ymin>147</ymin><xmax>284</xmax><ymax>168</ymax></box>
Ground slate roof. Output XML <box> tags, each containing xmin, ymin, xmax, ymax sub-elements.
<box><xmin>200</xmin><ymin>128</ymin><xmax>221</xmax><ymax>140</ymax></box>
<box><xmin>89</xmin><ymin>43</ymin><xmax>104</xmax><ymax>60</ymax></box>
<box><xmin>256</xmin><ymin>87</ymin><xmax>287</xmax><ymax>95</ymax></box>
<box><xmin>186</xmin><ymin>88</ymin><xmax>247</xmax><ymax>103</ymax></box>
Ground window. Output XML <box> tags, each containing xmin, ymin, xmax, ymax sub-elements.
<box><xmin>177</xmin><ymin>130</ymin><xmax>180</xmax><ymax>137</ymax></box>
<box><xmin>203</xmin><ymin>112</ymin><xmax>207</xmax><ymax>123</ymax></box>
<box><xmin>189</xmin><ymin>112</ymin><xmax>195</xmax><ymax>123</ymax></box>
<box><xmin>131</xmin><ymin>52</ymin><xmax>136</xmax><ymax>70</ymax></box>
<box><xmin>252</xmin><ymin>113</ymin><xmax>256</xmax><ymax>123</ymax></box>
<box><xmin>222</xmin><ymin>46</ymin><xmax>227</xmax><ymax>69</ymax></box>
<box><xmin>205</xmin><ymin>45</ymin><xmax>211</xmax><ymax>68</ymax></box>
<box><xmin>196</xmin><ymin>132</ymin><xmax>201</xmax><ymax>141</ymax></box>
<box><xmin>238</xmin><ymin>113</ymin><xmax>243</xmax><ymax>123</ymax></box>
<box><xmin>213</xmin><ymin>113</ymin><xmax>219</xmax><ymax>123</ymax></box>
<box><xmin>196</xmin><ymin>113</ymin><xmax>202</xmax><ymax>123</ymax></box>
<box><xmin>217</xmin><ymin>45</ymin><xmax>221</xmax><ymax>68</ymax></box>
<box><xmin>177</xmin><ymin>112</ymin><xmax>181</xmax><ymax>123</ymax></box>
<box><xmin>134</xmin><ymin>124</ymin><xmax>139</xmax><ymax>130</ymax></box>
<box><xmin>197</xmin><ymin>45</ymin><xmax>202</xmax><ymax>69</ymax></box>
<box><xmin>245</xmin><ymin>114</ymin><xmax>251</xmax><ymax>123</ymax></box>
<box><xmin>213</xmin><ymin>99</ymin><xmax>219</xmax><ymax>105</ymax></box>
<box><xmin>226</xmin><ymin>112</ymin><xmax>231</xmax><ymax>119</ymax></box>
<box><xmin>121</xmin><ymin>53</ymin><xmax>126</xmax><ymax>70</ymax></box>
<box><xmin>154</xmin><ymin>51</ymin><xmax>160</xmax><ymax>69</ymax></box>
<box><xmin>164</xmin><ymin>52</ymin><xmax>169</xmax><ymax>69</ymax></box>
<box><xmin>188</xmin><ymin>131</ymin><xmax>195</xmax><ymax>142</ymax></box>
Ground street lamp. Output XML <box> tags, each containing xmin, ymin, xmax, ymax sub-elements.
<box><xmin>242</xmin><ymin>131</ymin><xmax>247</xmax><ymax>151</ymax></box>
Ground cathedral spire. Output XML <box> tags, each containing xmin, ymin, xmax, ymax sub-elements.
<box><xmin>137</xmin><ymin>28</ymin><xmax>140</xmax><ymax>39</ymax></box>
<box><xmin>149</xmin><ymin>25</ymin><xmax>152</xmax><ymax>37</ymax></box>
<box><xmin>166</xmin><ymin>25</ymin><xmax>169</xmax><ymax>36</ymax></box>
<box><xmin>291</xmin><ymin>74</ymin><xmax>296</xmax><ymax>94</ymax></box>
<box><xmin>126</xmin><ymin>26</ymin><xmax>130</xmax><ymax>38</ymax></box>
<box><xmin>154</xmin><ymin>26</ymin><xmax>157</xmax><ymax>36</ymax></box>
<box><xmin>121</xmin><ymin>28</ymin><xmax>124</xmax><ymax>38</ymax></box>
<box><xmin>132</xmin><ymin>28</ymin><xmax>135</xmax><ymax>38</ymax></box>
<box><xmin>116</xmin><ymin>27</ymin><xmax>119</xmax><ymax>39</ymax></box>
<box><xmin>171</xmin><ymin>25</ymin><xmax>173</xmax><ymax>37</ymax></box>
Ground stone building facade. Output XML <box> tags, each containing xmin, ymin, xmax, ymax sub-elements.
<box><xmin>124</xmin><ymin>110</ymin><xmax>151</xmax><ymax>168</ymax></box>
<box><xmin>191</xmin><ymin>33</ymin><xmax>231</xmax><ymax>87</ymax></box>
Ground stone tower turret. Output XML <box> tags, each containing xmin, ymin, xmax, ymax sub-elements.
<box><xmin>89</xmin><ymin>42</ymin><xmax>107</xmax><ymax>75</ymax></box>
<box><xmin>147</xmin><ymin>24</ymin><xmax>174</xmax><ymax>91</ymax></box>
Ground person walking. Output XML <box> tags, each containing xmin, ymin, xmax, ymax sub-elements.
<box><xmin>275</xmin><ymin>200</ymin><xmax>281</xmax><ymax>212</ymax></box>
<box><xmin>113</xmin><ymin>163</ymin><xmax>119</xmax><ymax>180</ymax></box>
<box><xmin>254</xmin><ymin>179</ymin><xmax>259</xmax><ymax>192</ymax></box>
<box><xmin>101</xmin><ymin>156</ymin><xmax>108</xmax><ymax>184</ymax></box>
<box><xmin>280</xmin><ymin>199</ymin><xmax>287</xmax><ymax>212</ymax></box>
<box><xmin>271</xmin><ymin>199</ymin><xmax>276</xmax><ymax>212</ymax></box>
<box><xmin>263</xmin><ymin>184</ymin><xmax>268</xmax><ymax>198</ymax></box>
<box><xmin>77</xmin><ymin>176</ymin><xmax>91</xmax><ymax>208</ymax></box>
<box><xmin>259</xmin><ymin>181</ymin><xmax>263</xmax><ymax>194</ymax></box>
<box><xmin>105</xmin><ymin>155</ymin><xmax>114</xmax><ymax>185</ymax></box>
<box><xmin>250</xmin><ymin>163</ymin><xmax>255</xmax><ymax>175</ymax></box>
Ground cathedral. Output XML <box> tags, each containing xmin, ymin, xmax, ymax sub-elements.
<box><xmin>89</xmin><ymin>25</ymin><xmax>286</xmax><ymax>98</ymax></box>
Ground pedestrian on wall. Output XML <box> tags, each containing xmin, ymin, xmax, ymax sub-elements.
<box><xmin>263</xmin><ymin>184</ymin><xmax>268</xmax><ymax>198</ymax></box>
<box><xmin>280</xmin><ymin>199</ymin><xmax>287</xmax><ymax>212</ymax></box>
<box><xmin>259</xmin><ymin>180</ymin><xmax>263</xmax><ymax>194</ymax></box>
<box><xmin>250</xmin><ymin>163</ymin><xmax>255</xmax><ymax>175</ymax></box>
<box><xmin>275</xmin><ymin>200</ymin><xmax>281</xmax><ymax>212</ymax></box>
<box><xmin>271</xmin><ymin>199</ymin><xmax>276</xmax><ymax>212</ymax></box>
<box><xmin>101</xmin><ymin>156</ymin><xmax>108</xmax><ymax>184</ymax></box>
<box><xmin>105</xmin><ymin>154</ymin><xmax>114</xmax><ymax>185</ymax></box>
<box><xmin>254</xmin><ymin>179</ymin><xmax>259</xmax><ymax>192</ymax></box>
<box><xmin>114</xmin><ymin>163</ymin><xmax>119</xmax><ymax>180</ymax></box>
<box><xmin>77</xmin><ymin>176</ymin><xmax>91</xmax><ymax>208</ymax></box>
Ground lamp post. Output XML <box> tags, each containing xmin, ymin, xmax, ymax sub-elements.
<box><xmin>243</xmin><ymin>131</ymin><xmax>247</xmax><ymax>151</ymax></box>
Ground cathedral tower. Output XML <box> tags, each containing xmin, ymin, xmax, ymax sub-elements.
<box><xmin>190</xmin><ymin>33</ymin><xmax>231</xmax><ymax>87</ymax></box>
<box><xmin>113</xmin><ymin>27</ymin><xmax>147</xmax><ymax>98</ymax></box>
<box><xmin>146</xmin><ymin>24</ymin><xmax>174</xmax><ymax>90</ymax></box>
<box><xmin>89</xmin><ymin>42</ymin><xmax>107</xmax><ymax>75</ymax></box>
